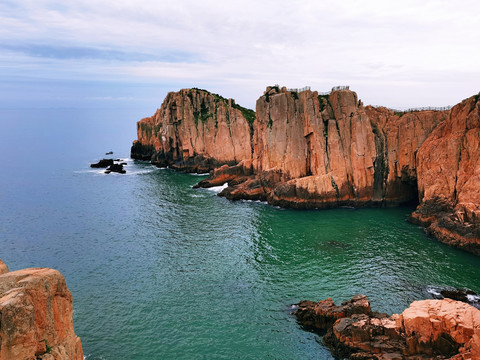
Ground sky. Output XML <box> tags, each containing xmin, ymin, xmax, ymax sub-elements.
<box><xmin>1</xmin><ymin>0</ymin><xmax>479</xmax><ymax>110</ymax></box>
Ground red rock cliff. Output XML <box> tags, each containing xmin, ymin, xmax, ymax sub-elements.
<box><xmin>210</xmin><ymin>86</ymin><xmax>445</xmax><ymax>209</ymax></box>
<box><xmin>131</xmin><ymin>88</ymin><xmax>255</xmax><ymax>173</ymax></box>
<box><xmin>0</xmin><ymin>261</ymin><xmax>83</xmax><ymax>360</ymax></box>
<box><xmin>411</xmin><ymin>94</ymin><xmax>480</xmax><ymax>255</ymax></box>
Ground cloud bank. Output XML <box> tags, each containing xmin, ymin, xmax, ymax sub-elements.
<box><xmin>1</xmin><ymin>0</ymin><xmax>479</xmax><ymax>109</ymax></box>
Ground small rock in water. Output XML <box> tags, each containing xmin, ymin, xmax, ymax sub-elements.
<box><xmin>105</xmin><ymin>151</ymin><xmax>113</xmax><ymax>155</ymax></box>
<box><xmin>91</xmin><ymin>159</ymin><xmax>114</xmax><ymax>168</ymax></box>
<box><xmin>441</xmin><ymin>288</ymin><xmax>480</xmax><ymax>308</ymax></box>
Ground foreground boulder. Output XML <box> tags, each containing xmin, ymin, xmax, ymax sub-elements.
<box><xmin>294</xmin><ymin>295</ymin><xmax>480</xmax><ymax>359</ymax></box>
<box><xmin>0</xmin><ymin>261</ymin><xmax>83</xmax><ymax>360</ymax></box>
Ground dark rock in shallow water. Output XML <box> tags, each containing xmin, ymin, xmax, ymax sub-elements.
<box><xmin>91</xmin><ymin>159</ymin><xmax>114</xmax><ymax>168</ymax></box>
<box><xmin>105</xmin><ymin>163</ymin><xmax>126</xmax><ymax>174</ymax></box>
<box><xmin>105</xmin><ymin>151</ymin><xmax>113</xmax><ymax>155</ymax></box>
<box><xmin>294</xmin><ymin>295</ymin><xmax>480</xmax><ymax>359</ymax></box>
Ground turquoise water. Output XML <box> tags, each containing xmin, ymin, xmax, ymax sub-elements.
<box><xmin>1</xmin><ymin>108</ymin><xmax>480</xmax><ymax>359</ymax></box>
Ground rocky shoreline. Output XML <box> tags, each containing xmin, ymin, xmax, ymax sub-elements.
<box><xmin>294</xmin><ymin>294</ymin><xmax>480</xmax><ymax>360</ymax></box>
<box><xmin>131</xmin><ymin>86</ymin><xmax>480</xmax><ymax>256</ymax></box>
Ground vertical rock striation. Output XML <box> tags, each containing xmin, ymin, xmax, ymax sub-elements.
<box><xmin>411</xmin><ymin>94</ymin><xmax>480</xmax><ymax>255</ymax></box>
<box><xmin>209</xmin><ymin>86</ymin><xmax>445</xmax><ymax>209</ymax></box>
<box><xmin>0</xmin><ymin>261</ymin><xmax>83</xmax><ymax>360</ymax></box>
<box><xmin>131</xmin><ymin>88</ymin><xmax>254</xmax><ymax>173</ymax></box>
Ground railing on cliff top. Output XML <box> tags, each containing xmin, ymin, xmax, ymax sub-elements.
<box><xmin>331</xmin><ymin>85</ymin><xmax>350</xmax><ymax>91</ymax></box>
<box><xmin>285</xmin><ymin>85</ymin><xmax>350</xmax><ymax>94</ymax></box>
<box><xmin>372</xmin><ymin>105</ymin><xmax>452</xmax><ymax>113</ymax></box>
<box><xmin>286</xmin><ymin>86</ymin><xmax>311</xmax><ymax>93</ymax></box>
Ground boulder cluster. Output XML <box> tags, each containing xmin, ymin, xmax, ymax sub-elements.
<box><xmin>295</xmin><ymin>295</ymin><xmax>480</xmax><ymax>360</ymax></box>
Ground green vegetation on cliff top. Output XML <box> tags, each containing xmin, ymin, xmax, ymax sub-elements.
<box><xmin>189</xmin><ymin>88</ymin><xmax>256</xmax><ymax>125</ymax></box>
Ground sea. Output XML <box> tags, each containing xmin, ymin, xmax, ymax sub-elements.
<box><xmin>1</xmin><ymin>107</ymin><xmax>480</xmax><ymax>360</ymax></box>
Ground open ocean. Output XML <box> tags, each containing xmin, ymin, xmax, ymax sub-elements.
<box><xmin>1</xmin><ymin>107</ymin><xmax>480</xmax><ymax>359</ymax></box>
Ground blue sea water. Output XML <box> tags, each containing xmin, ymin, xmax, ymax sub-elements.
<box><xmin>1</xmin><ymin>108</ymin><xmax>480</xmax><ymax>359</ymax></box>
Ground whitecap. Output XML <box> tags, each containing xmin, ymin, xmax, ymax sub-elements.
<box><xmin>205</xmin><ymin>182</ymin><xmax>228</xmax><ymax>193</ymax></box>
<box><xmin>425</xmin><ymin>286</ymin><xmax>441</xmax><ymax>297</ymax></box>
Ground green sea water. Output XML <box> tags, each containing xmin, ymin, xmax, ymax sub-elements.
<box><xmin>1</xmin><ymin>108</ymin><xmax>480</xmax><ymax>359</ymax></box>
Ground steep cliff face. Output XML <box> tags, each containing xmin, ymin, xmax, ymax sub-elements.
<box><xmin>210</xmin><ymin>86</ymin><xmax>445</xmax><ymax>208</ymax></box>
<box><xmin>131</xmin><ymin>88</ymin><xmax>254</xmax><ymax>172</ymax></box>
<box><xmin>411</xmin><ymin>94</ymin><xmax>480</xmax><ymax>255</ymax></box>
<box><xmin>0</xmin><ymin>261</ymin><xmax>83</xmax><ymax>360</ymax></box>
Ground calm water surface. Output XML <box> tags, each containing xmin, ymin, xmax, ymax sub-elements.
<box><xmin>1</xmin><ymin>108</ymin><xmax>480</xmax><ymax>359</ymax></box>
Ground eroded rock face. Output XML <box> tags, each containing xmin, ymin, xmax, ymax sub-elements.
<box><xmin>131</xmin><ymin>88</ymin><xmax>254</xmax><ymax>173</ymax></box>
<box><xmin>411</xmin><ymin>95</ymin><xmax>480</xmax><ymax>255</ymax></box>
<box><xmin>295</xmin><ymin>295</ymin><xmax>480</xmax><ymax>360</ymax></box>
<box><xmin>200</xmin><ymin>86</ymin><xmax>445</xmax><ymax>209</ymax></box>
<box><xmin>0</xmin><ymin>262</ymin><xmax>83</xmax><ymax>360</ymax></box>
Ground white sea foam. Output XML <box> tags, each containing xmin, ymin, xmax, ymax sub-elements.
<box><xmin>467</xmin><ymin>294</ymin><xmax>480</xmax><ymax>303</ymax></box>
<box><xmin>426</xmin><ymin>286</ymin><xmax>442</xmax><ymax>297</ymax></box>
<box><xmin>190</xmin><ymin>172</ymin><xmax>210</xmax><ymax>176</ymax></box>
<box><xmin>206</xmin><ymin>182</ymin><xmax>228</xmax><ymax>193</ymax></box>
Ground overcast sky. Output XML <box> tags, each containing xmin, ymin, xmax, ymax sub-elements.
<box><xmin>1</xmin><ymin>0</ymin><xmax>479</xmax><ymax>109</ymax></box>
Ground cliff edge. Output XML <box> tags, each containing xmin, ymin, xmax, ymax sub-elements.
<box><xmin>131</xmin><ymin>88</ymin><xmax>255</xmax><ymax>173</ymax></box>
<box><xmin>0</xmin><ymin>260</ymin><xmax>83</xmax><ymax>360</ymax></box>
<box><xmin>411</xmin><ymin>94</ymin><xmax>480</xmax><ymax>255</ymax></box>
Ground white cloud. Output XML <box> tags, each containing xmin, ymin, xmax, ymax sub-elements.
<box><xmin>1</xmin><ymin>0</ymin><xmax>479</xmax><ymax>109</ymax></box>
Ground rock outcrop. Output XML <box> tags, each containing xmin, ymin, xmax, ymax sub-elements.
<box><xmin>131</xmin><ymin>88</ymin><xmax>255</xmax><ymax>173</ymax></box>
<box><xmin>411</xmin><ymin>94</ymin><xmax>480</xmax><ymax>255</ymax></box>
<box><xmin>295</xmin><ymin>295</ymin><xmax>480</xmax><ymax>360</ymax></box>
<box><xmin>0</xmin><ymin>261</ymin><xmax>83</xmax><ymax>360</ymax></box>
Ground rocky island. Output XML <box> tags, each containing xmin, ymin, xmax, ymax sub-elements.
<box><xmin>132</xmin><ymin>86</ymin><xmax>480</xmax><ymax>256</ymax></box>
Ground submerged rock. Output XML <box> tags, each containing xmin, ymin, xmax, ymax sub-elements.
<box><xmin>0</xmin><ymin>260</ymin><xmax>83</xmax><ymax>360</ymax></box>
<box><xmin>294</xmin><ymin>295</ymin><xmax>480</xmax><ymax>359</ymax></box>
<box><xmin>105</xmin><ymin>163</ymin><xmax>126</xmax><ymax>174</ymax></box>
